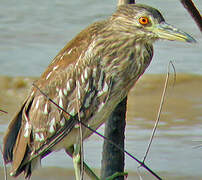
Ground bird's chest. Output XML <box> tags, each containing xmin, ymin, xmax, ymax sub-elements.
<box><xmin>74</xmin><ymin>42</ymin><xmax>153</xmax><ymax>140</ymax></box>
<box><xmin>108</xmin><ymin>43</ymin><xmax>153</xmax><ymax>92</ymax></box>
<box><xmin>83</xmin><ymin>48</ymin><xmax>152</xmax><ymax>133</ymax></box>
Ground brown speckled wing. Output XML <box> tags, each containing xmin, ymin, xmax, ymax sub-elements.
<box><xmin>14</xmin><ymin>59</ymin><xmax>111</xmax><ymax>174</ymax></box>
<box><xmin>3</xmin><ymin>20</ymin><xmax>110</xmax><ymax>176</ymax></box>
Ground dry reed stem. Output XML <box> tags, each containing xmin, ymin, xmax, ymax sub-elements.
<box><xmin>142</xmin><ymin>61</ymin><xmax>175</xmax><ymax>163</ymax></box>
<box><xmin>76</xmin><ymin>87</ymin><xmax>84</xmax><ymax>180</ymax></box>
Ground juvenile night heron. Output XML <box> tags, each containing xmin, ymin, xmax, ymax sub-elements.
<box><xmin>3</xmin><ymin>4</ymin><xmax>195</xmax><ymax>179</ymax></box>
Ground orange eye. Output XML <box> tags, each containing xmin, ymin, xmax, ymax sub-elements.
<box><xmin>139</xmin><ymin>17</ymin><xmax>149</xmax><ymax>25</ymax></box>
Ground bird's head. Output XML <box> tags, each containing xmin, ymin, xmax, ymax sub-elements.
<box><xmin>111</xmin><ymin>4</ymin><xmax>196</xmax><ymax>43</ymax></box>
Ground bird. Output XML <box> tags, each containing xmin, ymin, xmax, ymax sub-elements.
<box><xmin>3</xmin><ymin>3</ymin><xmax>195</xmax><ymax>180</ymax></box>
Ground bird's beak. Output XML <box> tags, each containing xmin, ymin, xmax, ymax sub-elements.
<box><xmin>153</xmin><ymin>22</ymin><xmax>196</xmax><ymax>43</ymax></box>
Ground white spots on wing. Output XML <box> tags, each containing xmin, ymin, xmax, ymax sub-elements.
<box><xmin>24</xmin><ymin>121</ymin><xmax>31</xmax><ymax>137</ymax></box>
<box><xmin>49</xmin><ymin>117</ymin><xmax>56</xmax><ymax>134</ymax></box>
<box><xmin>97</xmin><ymin>81</ymin><xmax>109</xmax><ymax>97</ymax></box>
<box><xmin>35</xmin><ymin>133</ymin><xmax>40</xmax><ymax>141</ymax></box>
<box><xmin>49</xmin><ymin>126</ymin><xmax>55</xmax><ymax>134</ymax></box>
<box><xmin>35</xmin><ymin>133</ymin><xmax>45</xmax><ymax>142</ymax></box>
<box><xmin>92</xmin><ymin>67</ymin><xmax>97</xmax><ymax>78</ymax></box>
<box><xmin>84</xmin><ymin>40</ymin><xmax>96</xmax><ymax>58</ymax></box>
<box><xmin>53</xmin><ymin>65</ymin><xmax>59</xmax><ymax>71</ymax></box>
<box><xmin>84</xmin><ymin>81</ymin><xmax>89</xmax><ymax>92</ymax></box>
<box><xmin>98</xmin><ymin>102</ymin><xmax>105</xmax><ymax>112</ymax></box>
<box><xmin>84</xmin><ymin>91</ymin><xmax>95</xmax><ymax>108</ymax></box>
<box><xmin>84</xmin><ymin>67</ymin><xmax>89</xmax><ymax>80</ymax></box>
<box><xmin>77</xmin><ymin>89</ymin><xmax>81</xmax><ymax>99</ymax></box>
<box><xmin>43</xmin><ymin>103</ymin><xmax>48</xmax><ymax>115</ymax></box>
<box><xmin>46</xmin><ymin>71</ymin><xmax>52</xmax><ymax>80</ymax></box>
<box><xmin>69</xmin><ymin>108</ymin><xmax>76</xmax><ymax>116</ymax></box>
<box><xmin>66</xmin><ymin>81</ymin><xmax>71</xmax><ymax>91</ymax></box>
<box><xmin>35</xmin><ymin>99</ymin><xmax>40</xmax><ymax>109</ymax></box>
<box><xmin>66</xmin><ymin>79</ymin><xmax>73</xmax><ymax>92</ymax></box>
<box><xmin>59</xmin><ymin>89</ymin><xmax>63</xmax><ymax>98</ymax></box>
<box><xmin>58</xmin><ymin>89</ymin><xmax>64</xmax><ymax>108</ymax></box>
<box><xmin>103</xmin><ymin>82</ymin><xmax>109</xmax><ymax>92</ymax></box>
<box><xmin>78</xmin><ymin>54</ymin><xmax>83</xmax><ymax>61</ymax></box>
<box><xmin>67</xmin><ymin>48</ymin><xmax>73</xmax><ymax>55</ymax></box>
<box><xmin>97</xmin><ymin>90</ymin><xmax>104</xmax><ymax>97</ymax></box>
<box><xmin>81</xmin><ymin>74</ymin><xmax>85</xmax><ymax>84</ymax></box>
<box><xmin>60</xmin><ymin>117</ymin><xmax>66</xmax><ymax>126</ymax></box>
<box><xmin>60</xmin><ymin>53</ymin><xmax>65</xmax><ymax>60</ymax></box>
<box><xmin>25</xmin><ymin>121</ymin><xmax>30</xmax><ymax>130</ymax></box>
<box><xmin>30</xmin><ymin>91</ymin><xmax>35</xmax><ymax>97</ymax></box>
<box><xmin>76</xmin><ymin>81</ymin><xmax>81</xmax><ymax>99</ymax></box>
<box><xmin>59</xmin><ymin>98</ymin><xmax>63</xmax><ymax>109</ymax></box>
<box><xmin>63</xmin><ymin>88</ymin><xmax>67</xmax><ymax>96</ymax></box>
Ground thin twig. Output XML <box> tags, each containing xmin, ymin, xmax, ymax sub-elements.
<box><xmin>137</xmin><ymin>166</ymin><xmax>143</xmax><ymax>180</ymax></box>
<box><xmin>33</xmin><ymin>83</ymin><xmax>163</xmax><ymax>180</ymax></box>
<box><xmin>76</xmin><ymin>84</ymin><xmax>84</xmax><ymax>180</ymax></box>
<box><xmin>0</xmin><ymin>109</ymin><xmax>8</xmax><ymax>114</ymax></box>
<box><xmin>170</xmin><ymin>62</ymin><xmax>176</xmax><ymax>87</ymax></box>
<box><xmin>143</xmin><ymin>61</ymin><xmax>175</xmax><ymax>163</ymax></box>
<box><xmin>0</xmin><ymin>145</ymin><xmax>8</xmax><ymax>180</ymax></box>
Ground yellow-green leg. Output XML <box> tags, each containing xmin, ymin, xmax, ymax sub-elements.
<box><xmin>106</xmin><ymin>172</ymin><xmax>128</xmax><ymax>180</ymax></box>
<box><xmin>72</xmin><ymin>144</ymin><xmax>82</xmax><ymax>180</ymax></box>
<box><xmin>65</xmin><ymin>146</ymin><xmax>127</xmax><ymax>180</ymax></box>
<box><xmin>65</xmin><ymin>146</ymin><xmax>99</xmax><ymax>180</ymax></box>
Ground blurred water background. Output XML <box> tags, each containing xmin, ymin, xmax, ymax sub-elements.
<box><xmin>0</xmin><ymin>0</ymin><xmax>201</xmax><ymax>179</ymax></box>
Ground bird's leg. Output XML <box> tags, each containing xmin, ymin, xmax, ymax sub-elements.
<box><xmin>106</xmin><ymin>172</ymin><xmax>128</xmax><ymax>180</ymax></box>
<box><xmin>66</xmin><ymin>147</ymin><xmax>126</xmax><ymax>180</ymax></box>
<box><xmin>72</xmin><ymin>144</ymin><xmax>82</xmax><ymax>180</ymax></box>
<box><xmin>65</xmin><ymin>146</ymin><xmax>99</xmax><ymax>180</ymax></box>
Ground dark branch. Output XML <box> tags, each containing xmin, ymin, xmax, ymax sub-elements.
<box><xmin>118</xmin><ymin>0</ymin><xmax>135</xmax><ymax>6</ymax></box>
<box><xmin>180</xmin><ymin>0</ymin><xmax>202</xmax><ymax>32</ymax></box>
<box><xmin>0</xmin><ymin>109</ymin><xmax>8</xmax><ymax>114</ymax></box>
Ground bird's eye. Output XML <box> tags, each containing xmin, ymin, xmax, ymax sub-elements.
<box><xmin>139</xmin><ymin>17</ymin><xmax>149</xmax><ymax>25</ymax></box>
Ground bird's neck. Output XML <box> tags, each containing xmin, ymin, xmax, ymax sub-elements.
<box><xmin>89</xmin><ymin>32</ymin><xmax>153</xmax><ymax>89</ymax></box>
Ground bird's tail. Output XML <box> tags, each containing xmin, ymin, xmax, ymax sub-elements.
<box><xmin>3</xmin><ymin>102</ymin><xmax>25</xmax><ymax>164</ymax></box>
<box><xmin>3</xmin><ymin>97</ymin><xmax>38</xmax><ymax>179</ymax></box>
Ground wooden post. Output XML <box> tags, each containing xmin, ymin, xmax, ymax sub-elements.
<box><xmin>101</xmin><ymin>97</ymin><xmax>127</xmax><ymax>180</ymax></box>
<box><xmin>118</xmin><ymin>0</ymin><xmax>135</xmax><ymax>6</ymax></box>
<box><xmin>101</xmin><ymin>1</ymin><xmax>135</xmax><ymax>179</ymax></box>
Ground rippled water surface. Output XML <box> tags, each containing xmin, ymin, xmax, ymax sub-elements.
<box><xmin>0</xmin><ymin>0</ymin><xmax>201</xmax><ymax>76</ymax></box>
<box><xmin>0</xmin><ymin>0</ymin><xmax>201</xmax><ymax>179</ymax></box>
